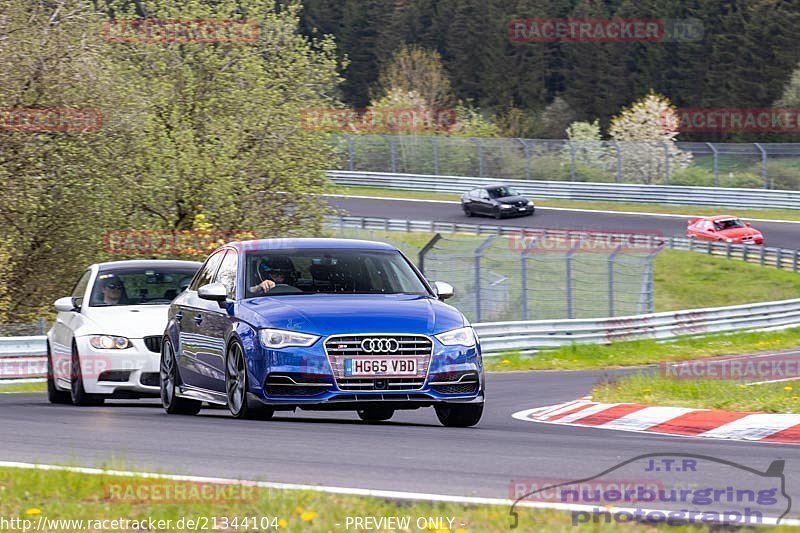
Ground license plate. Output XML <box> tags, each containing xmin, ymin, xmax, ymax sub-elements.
<box><xmin>344</xmin><ymin>358</ymin><xmax>417</xmax><ymax>376</ymax></box>
<box><xmin>518</xmin><ymin>207</ymin><xmax>527</xmax><ymax>211</ymax></box>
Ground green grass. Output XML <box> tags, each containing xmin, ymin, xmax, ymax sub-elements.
<box><xmin>331</xmin><ymin>185</ymin><xmax>800</xmax><ymax>222</ymax></box>
<box><xmin>593</xmin><ymin>374</ymin><xmax>800</xmax><ymax>414</ymax></box>
<box><xmin>654</xmin><ymin>250</ymin><xmax>800</xmax><ymax>311</ymax></box>
<box><xmin>0</xmin><ymin>466</ymin><xmax>725</xmax><ymax>533</ymax></box>
<box><xmin>0</xmin><ymin>381</ymin><xmax>45</xmax><ymax>393</ymax></box>
<box><xmin>484</xmin><ymin>327</ymin><xmax>800</xmax><ymax>372</ymax></box>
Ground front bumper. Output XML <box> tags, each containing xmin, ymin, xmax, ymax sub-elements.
<box><xmin>499</xmin><ymin>205</ymin><xmax>534</xmax><ymax>217</ymax></box>
<box><xmin>75</xmin><ymin>337</ymin><xmax>161</xmax><ymax>397</ymax></box>
<box><xmin>246</xmin><ymin>336</ymin><xmax>484</xmax><ymax>408</ymax></box>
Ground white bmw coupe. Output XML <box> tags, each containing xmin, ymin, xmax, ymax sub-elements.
<box><xmin>47</xmin><ymin>260</ymin><xmax>201</xmax><ymax>405</ymax></box>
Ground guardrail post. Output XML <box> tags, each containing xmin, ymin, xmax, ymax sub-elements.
<box><xmin>754</xmin><ymin>143</ymin><xmax>768</xmax><ymax>188</ymax></box>
<box><xmin>431</xmin><ymin>137</ymin><xmax>439</xmax><ymax>175</ymax></box>
<box><xmin>608</xmin><ymin>244</ymin><xmax>624</xmax><ymax>317</ymax></box>
<box><xmin>418</xmin><ymin>234</ymin><xmax>442</xmax><ymax>275</ymax></box>
<box><xmin>566</xmin><ymin>241</ymin><xmax>580</xmax><ymax>319</ymax></box>
<box><xmin>760</xmin><ymin>246</ymin><xmax>766</xmax><ymax>266</ymax></box>
<box><xmin>794</xmin><ymin>250</ymin><xmax>799</xmax><ymax>272</ymax></box>
<box><xmin>726</xmin><ymin>242</ymin><xmax>732</xmax><ymax>259</ymax></box>
<box><xmin>706</xmin><ymin>142</ymin><xmax>719</xmax><ymax>186</ymax></box>
<box><xmin>776</xmin><ymin>248</ymin><xmax>783</xmax><ymax>269</ymax></box>
<box><xmin>347</xmin><ymin>136</ymin><xmax>355</xmax><ymax>171</ymax></box>
<box><xmin>742</xmin><ymin>243</ymin><xmax>749</xmax><ymax>262</ymax></box>
<box><xmin>568</xmin><ymin>140</ymin><xmax>576</xmax><ymax>181</ymax></box>
<box><xmin>662</xmin><ymin>142</ymin><xmax>671</xmax><ymax>183</ymax></box>
<box><xmin>613</xmin><ymin>141</ymin><xmax>622</xmax><ymax>183</ymax></box>
<box><xmin>474</xmin><ymin>235</ymin><xmax>496</xmax><ymax>323</ymax></box>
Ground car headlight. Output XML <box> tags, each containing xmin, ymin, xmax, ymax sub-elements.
<box><xmin>527</xmin><ymin>200</ymin><xmax>534</xmax><ymax>206</ymax></box>
<box><xmin>435</xmin><ymin>327</ymin><xmax>477</xmax><ymax>347</ymax></box>
<box><xmin>725</xmin><ymin>238</ymin><xmax>734</xmax><ymax>243</ymax></box>
<box><xmin>88</xmin><ymin>335</ymin><xmax>132</xmax><ymax>350</ymax></box>
<box><xmin>259</xmin><ymin>329</ymin><xmax>319</xmax><ymax>349</ymax></box>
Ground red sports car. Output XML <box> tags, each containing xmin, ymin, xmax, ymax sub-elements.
<box><xmin>686</xmin><ymin>216</ymin><xmax>764</xmax><ymax>245</ymax></box>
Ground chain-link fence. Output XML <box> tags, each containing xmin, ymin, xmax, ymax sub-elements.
<box><xmin>333</xmin><ymin>134</ymin><xmax>800</xmax><ymax>190</ymax></box>
<box><xmin>326</xmin><ymin>224</ymin><xmax>662</xmax><ymax>322</ymax></box>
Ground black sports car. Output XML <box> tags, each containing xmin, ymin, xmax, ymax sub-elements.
<box><xmin>460</xmin><ymin>186</ymin><xmax>535</xmax><ymax>219</ymax></box>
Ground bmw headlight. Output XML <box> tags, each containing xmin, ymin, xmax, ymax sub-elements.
<box><xmin>259</xmin><ymin>329</ymin><xmax>319</xmax><ymax>349</ymax></box>
<box><xmin>527</xmin><ymin>200</ymin><xmax>534</xmax><ymax>206</ymax></box>
<box><xmin>725</xmin><ymin>238</ymin><xmax>734</xmax><ymax>243</ymax></box>
<box><xmin>435</xmin><ymin>327</ymin><xmax>477</xmax><ymax>347</ymax></box>
<box><xmin>89</xmin><ymin>335</ymin><xmax>132</xmax><ymax>350</ymax></box>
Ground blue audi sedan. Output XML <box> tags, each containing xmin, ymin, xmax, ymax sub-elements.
<box><xmin>160</xmin><ymin>238</ymin><xmax>484</xmax><ymax>427</ymax></box>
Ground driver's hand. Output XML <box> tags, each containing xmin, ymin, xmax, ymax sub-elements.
<box><xmin>249</xmin><ymin>280</ymin><xmax>276</xmax><ymax>294</ymax></box>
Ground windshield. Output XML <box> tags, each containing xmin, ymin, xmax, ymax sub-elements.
<box><xmin>488</xmin><ymin>187</ymin><xmax>520</xmax><ymax>199</ymax></box>
<box><xmin>714</xmin><ymin>219</ymin><xmax>746</xmax><ymax>231</ymax></box>
<box><xmin>89</xmin><ymin>267</ymin><xmax>198</xmax><ymax>307</ymax></box>
<box><xmin>245</xmin><ymin>249</ymin><xmax>430</xmax><ymax>297</ymax></box>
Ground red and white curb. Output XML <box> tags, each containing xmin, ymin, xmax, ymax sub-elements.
<box><xmin>513</xmin><ymin>398</ymin><xmax>800</xmax><ymax>445</ymax></box>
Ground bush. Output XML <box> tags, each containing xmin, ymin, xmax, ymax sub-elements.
<box><xmin>766</xmin><ymin>159</ymin><xmax>800</xmax><ymax>190</ymax></box>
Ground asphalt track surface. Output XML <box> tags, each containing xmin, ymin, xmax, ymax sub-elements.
<box><xmin>326</xmin><ymin>196</ymin><xmax>800</xmax><ymax>250</ymax></box>
<box><xmin>3</xmin><ymin>370</ymin><xmax>800</xmax><ymax>522</ymax></box>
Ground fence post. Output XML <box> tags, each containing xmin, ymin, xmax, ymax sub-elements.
<box><xmin>520</xmin><ymin>232</ymin><xmax>539</xmax><ymax>321</ymax></box>
<box><xmin>754</xmin><ymin>143</ymin><xmax>768</xmax><ymax>189</ymax></box>
<box><xmin>608</xmin><ymin>244</ymin><xmax>624</xmax><ymax>317</ymax></box>
<box><xmin>418</xmin><ymin>233</ymin><xmax>442</xmax><ymax>276</ymax></box>
<box><xmin>347</xmin><ymin>135</ymin><xmax>355</xmax><ymax>171</ymax></box>
<box><xmin>38</xmin><ymin>317</ymin><xmax>46</xmax><ymax>335</ymax></box>
<box><xmin>476</xmin><ymin>138</ymin><xmax>485</xmax><ymax>177</ymax></box>
<box><xmin>568</xmin><ymin>140</ymin><xmax>576</xmax><ymax>181</ymax></box>
<box><xmin>389</xmin><ymin>137</ymin><xmax>398</xmax><ymax>173</ymax></box>
<box><xmin>662</xmin><ymin>141</ymin><xmax>671</xmax><ymax>183</ymax></box>
<box><xmin>565</xmin><ymin>241</ymin><xmax>580</xmax><ymax>319</ymax></box>
<box><xmin>430</xmin><ymin>137</ymin><xmax>440</xmax><ymax>175</ymax></box>
<box><xmin>522</xmin><ymin>140</ymin><xmax>532</xmax><ymax>179</ymax></box>
<box><xmin>474</xmin><ymin>235</ymin><xmax>496</xmax><ymax>323</ymax></box>
<box><xmin>613</xmin><ymin>141</ymin><xmax>622</xmax><ymax>183</ymax></box>
<box><xmin>706</xmin><ymin>142</ymin><xmax>719</xmax><ymax>186</ymax></box>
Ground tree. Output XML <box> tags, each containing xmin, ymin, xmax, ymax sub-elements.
<box><xmin>374</xmin><ymin>46</ymin><xmax>455</xmax><ymax>109</ymax></box>
<box><xmin>609</xmin><ymin>92</ymin><xmax>692</xmax><ymax>184</ymax></box>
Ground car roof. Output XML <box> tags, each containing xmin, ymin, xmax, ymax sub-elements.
<box><xmin>230</xmin><ymin>238</ymin><xmax>400</xmax><ymax>253</ymax></box>
<box><xmin>95</xmin><ymin>259</ymin><xmax>203</xmax><ymax>271</ymax></box>
<box><xmin>705</xmin><ymin>215</ymin><xmax>740</xmax><ymax>221</ymax></box>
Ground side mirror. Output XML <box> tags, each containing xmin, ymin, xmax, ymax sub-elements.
<box><xmin>198</xmin><ymin>282</ymin><xmax>228</xmax><ymax>307</ymax></box>
<box><xmin>433</xmin><ymin>281</ymin><xmax>455</xmax><ymax>301</ymax></box>
<box><xmin>54</xmin><ymin>296</ymin><xmax>78</xmax><ymax>313</ymax></box>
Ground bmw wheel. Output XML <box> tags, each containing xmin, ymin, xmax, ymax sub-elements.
<box><xmin>463</xmin><ymin>205</ymin><xmax>473</xmax><ymax>217</ymax></box>
<box><xmin>357</xmin><ymin>406</ymin><xmax>394</xmax><ymax>423</ymax></box>
<box><xmin>493</xmin><ymin>208</ymin><xmax>503</xmax><ymax>220</ymax></box>
<box><xmin>435</xmin><ymin>403</ymin><xmax>483</xmax><ymax>427</ymax></box>
<box><xmin>46</xmin><ymin>344</ymin><xmax>71</xmax><ymax>405</ymax></box>
<box><xmin>226</xmin><ymin>340</ymin><xmax>273</xmax><ymax>420</ymax></box>
<box><xmin>70</xmin><ymin>343</ymin><xmax>104</xmax><ymax>406</ymax></box>
<box><xmin>160</xmin><ymin>339</ymin><xmax>202</xmax><ymax>415</ymax></box>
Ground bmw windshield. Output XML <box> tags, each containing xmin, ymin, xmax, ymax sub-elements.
<box><xmin>90</xmin><ymin>268</ymin><xmax>197</xmax><ymax>307</ymax></box>
<box><xmin>245</xmin><ymin>249</ymin><xmax>430</xmax><ymax>297</ymax></box>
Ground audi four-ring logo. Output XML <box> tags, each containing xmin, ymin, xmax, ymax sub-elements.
<box><xmin>360</xmin><ymin>338</ymin><xmax>400</xmax><ymax>353</ymax></box>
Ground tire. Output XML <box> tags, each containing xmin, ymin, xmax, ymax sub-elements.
<box><xmin>435</xmin><ymin>403</ymin><xmax>483</xmax><ymax>427</ymax></box>
<box><xmin>463</xmin><ymin>205</ymin><xmax>473</xmax><ymax>217</ymax></box>
<box><xmin>161</xmin><ymin>338</ymin><xmax>202</xmax><ymax>415</ymax></box>
<box><xmin>493</xmin><ymin>208</ymin><xmax>503</xmax><ymax>220</ymax></box>
<box><xmin>226</xmin><ymin>340</ymin><xmax>274</xmax><ymax>420</ymax></box>
<box><xmin>357</xmin><ymin>406</ymin><xmax>395</xmax><ymax>423</ymax></box>
<box><xmin>70</xmin><ymin>344</ymin><xmax>104</xmax><ymax>406</ymax></box>
<box><xmin>46</xmin><ymin>346</ymin><xmax>71</xmax><ymax>405</ymax></box>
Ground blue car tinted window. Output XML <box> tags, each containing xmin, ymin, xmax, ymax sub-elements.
<box><xmin>246</xmin><ymin>249</ymin><xmax>429</xmax><ymax>297</ymax></box>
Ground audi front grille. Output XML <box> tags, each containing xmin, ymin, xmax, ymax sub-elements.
<box><xmin>324</xmin><ymin>334</ymin><xmax>433</xmax><ymax>391</ymax></box>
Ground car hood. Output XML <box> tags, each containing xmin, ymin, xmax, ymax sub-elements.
<box><xmin>80</xmin><ymin>305</ymin><xmax>169</xmax><ymax>338</ymax></box>
<box><xmin>242</xmin><ymin>294</ymin><xmax>466</xmax><ymax>336</ymax></box>
<box><xmin>719</xmin><ymin>227</ymin><xmax>761</xmax><ymax>238</ymax></box>
<box><xmin>497</xmin><ymin>195</ymin><xmax>529</xmax><ymax>205</ymax></box>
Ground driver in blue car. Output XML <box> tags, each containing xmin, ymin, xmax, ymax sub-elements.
<box><xmin>249</xmin><ymin>256</ymin><xmax>296</xmax><ymax>294</ymax></box>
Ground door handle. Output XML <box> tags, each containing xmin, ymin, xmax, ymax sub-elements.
<box><xmin>194</xmin><ymin>314</ymin><xmax>203</xmax><ymax>325</ymax></box>
<box><xmin>175</xmin><ymin>312</ymin><xmax>183</xmax><ymax>322</ymax></box>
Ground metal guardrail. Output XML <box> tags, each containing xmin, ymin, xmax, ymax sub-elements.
<box><xmin>328</xmin><ymin>171</ymin><xmax>800</xmax><ymax>210</ymax></box>
<box><xmin>0</xmin><ymin>336</ymin><xmax>46</xmax><ymax>380</ymax></box>
<box><xmin>327</xmin><ymin>215</ymin><xmax>800</xmax><ymax>272</ymax></box>
<box><xmin>474</xmin><ymin>299</ymin><xmax>800</xmax><ymax>354</ymax></box>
